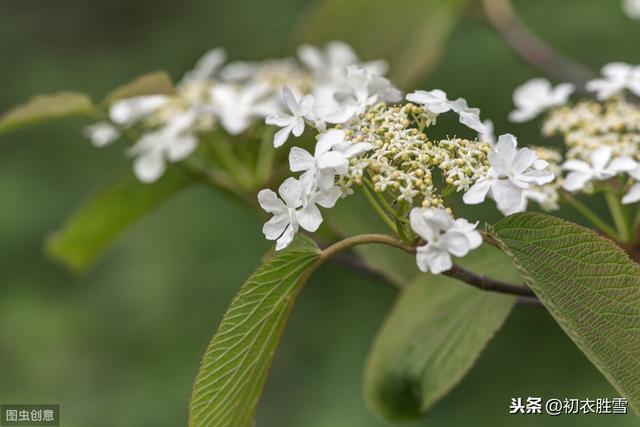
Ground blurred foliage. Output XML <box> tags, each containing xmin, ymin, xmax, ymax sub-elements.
<box><xmin>1</xmin><ymin>0</ymin><xmax>640</xmax><ymax>426</ymax></box>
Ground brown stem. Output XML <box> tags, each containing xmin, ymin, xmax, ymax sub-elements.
<box><xmin>319</xmin><ymin>234</ymin><xmax>539</xmax><ymax>300</ymax></box>
<box><xmin>480</xmin><ymin>0</ymin><xmax>594</xmax><ymax>91</ymax></box>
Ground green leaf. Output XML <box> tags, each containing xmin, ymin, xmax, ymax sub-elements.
<box><xmin>364</xmin><ymin>245</ymin><xmax>520</xmax><ymax>422</ymax></box>
<box><xmin>293</xmin><ymin>0</ymin><xmax>470</xmax><ymax>87</ymax></box>
<box><xmin>103</xmin><ymin>71</ymin><xmax>175</xmax><ymax>103</ymax></box>
<box><xmin>488</xmin><ymin>212</ymin><xmax>640</xmax><ymax>415</ymax></box>
<box><xmin>327</xmin><ymin>192</ymin><xmax>418</xmax><ymax>286</ymax></box>
<box><xmin>189</xmin><ymin>236</ymin><xmax>320</xmax><ymax>427</ymax></box>
<box><xmin>0</xmin><ymin>91</ymin><xmax>94</xmax><ymax>136</ymax></box>
<box><xmin>46</xmin><ymin>170</ymin><xmax>193</xmax><ymax>273</ymax></box>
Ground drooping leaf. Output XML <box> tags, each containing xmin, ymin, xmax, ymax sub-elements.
<box><xmin>0</xmin><ymin>91</ymin><xmax>94</xmax><ymax>136</ymax></box>
<box><xmin>293</xmin><ymin>0</ymin><xmax>470</xmax><ymax>87</ymax></box>
<box><xmin>488</xmin><ymin>212</ymin><xmax>640</xmax><ymax>414</ymax></box>
<box><xmin>364</xmin><ymin>245</ymin><xmax>521</xmax><ymax>421</ymax></box>
<box><xmin>46</xmin><ymin>169</ymin><xmax>193</xmax><ymax>273</ymax></box>
<box><xmin>103</xmin><ymin>71</ymin><xmax>175</xmax><ymax>103</ymax></box>
<box><xmin>189</xmin><ymin>236</ymin><xmax>320</xmax><ymax>427</ymax></box>
<box><xmin>326</xmin><ymin>192</ymin><xmax>418</xmax><ymax>286</ymax></box>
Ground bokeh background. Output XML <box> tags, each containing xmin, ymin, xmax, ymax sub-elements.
<box><xmin>1</xmin><ymin>0</ymin><xmax>639</xmax><ymax>426</ymax></box>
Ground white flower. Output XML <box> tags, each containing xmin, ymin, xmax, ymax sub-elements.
<box><xmin>83</xmin><ymin>122</ymin><xmax>120</xmax><ymax>147</ymax></box>
<box><xmin>463</xmin><ymin>134</ymin><xmax>555</xmax><ymax>215</ymax></box>
<box><xmin>335</xmin><ymin>66</ymin><xmax>402</xmax><ymax>117</ymax></box>
<box><xmin>265</xmin><ymin>87</ymin><xmax>314</xmax><ymax>147</ymax></box>
<box><xmin>109</xmin><ymin>95</ymin><xmax>170</xmax><ymax>127</ymax></box>
<box><xmin>298</xmin><ymin>41</ymin><xmax>387</xmax><ymax>83</ymax></box>
<box><xmin>209</xmin><ymin>82</ymin><xmax>277</xmax><ymax>134</ymax></box>
<box><xmin>586</xmin><ymin>62</ymin><xmax>640</xmax><ymax>100</ymax></box>
<box><xmin>180</xmin><ymin>47</ymin><xmax>226</xmax><ymax>85</ymax></box>
<box><xmin>127</xmin><ymin>111</ymin><xmax>198</xmax><ymax>183</ymax></box>
<box><xmin>405</xmin><ymin>90</ymin><xmax>487</xmax><ymax>133</ymax></box>
<box><xmin>289</xmin><ymin>129</ymin><xmax>373</xmax><ymax>190</ymax></box>
<box><xmin>562</xmin><ymin>147</ymin><xmax>637</xmax><ymax>192</ymax></box>
<box><xmin>410</xmin><ymin>208</ymin><xmax>482</xmax><ymax>275</ymax></box>
<box><xmin>258</xmin><ymin>177</ymin><xmax>340</xmax><ymax>250</ymax></box>
<box><xmin>508</xmin><ymin>78</ymin><xmax>574</xmax><ymax>122</ymax></box>
<box><xmin>623</xmin><ymin>0</ymin><xmax>640</xmax><ymax>19</ymax></box>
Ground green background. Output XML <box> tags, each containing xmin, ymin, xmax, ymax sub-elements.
<box><xmin>0</xmin><ymin>0</ymin><xmax>639</xmax><ymax>426</ymax></box>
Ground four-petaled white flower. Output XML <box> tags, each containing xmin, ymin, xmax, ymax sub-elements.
<box><xmin>508</xmin><ymin>78</ymin><xmax>574</xmax><ymax>122</ymax></box>
<box><xmin>335</xmin><ymin>66</ymin><xmax>402</xmax><ymax>117</ymax></box>
<box><xmin>289</xmin><ymin>129</ymin><xmax>373</xmax><ymax>190</ymax></box>
<box><xmin>562</xmin><ymin>147</ymin><xmax>637</xmax><ymax>192</ymax></box>
<box><xmin>83</xmin><ymin>122</ymin><xmax>120</xmax><ymax>147</ymax></box>
<box><xmin>463</xmin><ymin>134</ymin><xmax>555</xmax><ymax>215</ymax></box>
<box><xmin>209</xmin><ymin>82</ymin><xmax>277</xmax><ymax>134</ymax></box>
<box><xmin>258</xmin><ymin>177</ymin><xmax>340</xmax><ymax>250</ymax></box>
<box><xmin>127</xmin><ymin>111</ymin><xmax>198</xmax><ymax>183</ymax></box>
<box><xmin>410</xmin><ymin>208</ymin><xmax>482</xmax><ymax>275</ymax></box>
<box><xmin>586</xmin><ymin>62</ymin><xmax>640</xmax><ymax>100</ymax></box>
<box><xmin>180</xmin><ymin>47</ymin><xmax>226</xmax><ymax>85</ymax></box>
<box><xmin>266</xmin><ymin>87</ymin><xmax>314</xmax><ymax>147</ymax></box>
<box><xmin>405</xmin><ymin>90</ymin><xmax>487</xmax><ymax>133</ymax></box>
<box><xmin>623</xmin><ymin>0</ymin><xmax>640</xmax><ymax>20</ymax></box>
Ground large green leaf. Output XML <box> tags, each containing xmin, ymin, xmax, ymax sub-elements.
<box><xmin>489</xmin><ymin>212</ymin><xmax>640</xmax><ymax>414</ymax></box>
<box><xmin>0</xmin><ymin>91</ymin><xmax>94</xmax><ymax>136</ymax></box>
<box><xmin>364</xmin><ymin>245</ymin><xmax>520</xmax><ymax>422</ymax></box>
<box><xmin>103</xmin><ymin>70</ymin><xmax>175</xmax><ymax>103</ymax></box>
<box><xmin>293</xmin><ymin>0</ymin><xmax>470</xmax><ymax>87</ymax></box>
<box><xmin>189</xmin><ymin>236</ymin><xmax>320</xmax><ymax>427</ymax></box>
<box><xmin>46</xmin><ymin>170</ymin><xmax>193</xmax><ymax>272</ymax></box>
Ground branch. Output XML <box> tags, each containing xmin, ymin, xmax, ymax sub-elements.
<box><xmin>444</xmin><ymin>264</ymin><xmax>536</xmax><ymax>298</ymax></box>
<box><xmin>480</xmin><ymin>0</ymin><xmax>595</xmax><ymax>91</ymax></box>
<box><xmin>319</xmin><ymin>234</ymin><xmax>539</xmax><ymax>299</ymax></box>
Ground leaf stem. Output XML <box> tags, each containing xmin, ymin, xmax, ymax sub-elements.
<box><xmin>360</xmin><ymin>185</ymin><xmax>399</xmax><ymax>235</ymax></box>
<box><xmin>561</xmin><ymin>191</ymin><xmax>621</xmax><ymax>240</ymax></box>
<box><xmin>605</xmin><ymin>191</ymin><xmax>632</xmax><ymax>243</ymax></box>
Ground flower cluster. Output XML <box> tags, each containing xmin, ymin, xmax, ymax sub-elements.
<box><xmin>509</xmin><ymin>62</ymin><xmax>640</xmax><ymax>206</ymax></box>
<box><xmin>261</xmin><ymin>80</ymin><xmax>555</xmax><ymax>274</ymax></box>
<box><xmin>84</xmin><ymin>41</ymin><xmax>398</xmax><ymax>182</ymax></box>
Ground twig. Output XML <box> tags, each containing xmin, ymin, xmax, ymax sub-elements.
<box><xmin>444</xmin><ymin>264</ymin><xmax>537</xmax><ymax>298</ymax></box>
<box><xmin>319</xmin><ymin>234</ymin><xmax>539</xmax><ymax>300</ymax></box>
<box><xmin>480</xmin><ymin>0</ymin><xmax>595</xmax><ymax>91</ymax></box>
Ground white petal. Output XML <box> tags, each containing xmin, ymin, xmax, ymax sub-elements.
<box><xmin>166</xmin><ymin>136</ymin><xmax>197</xmax><ymax>162</ymax></box>
<box><xmin>563</xmin><ymin>171</ymin><xmax>591</xmax><ymax>192</ymax></box>
<box><xmin>410</xmin><ymin>208</ymin><xmax>436</xmax><ymax>242</ymax></box>
<box><xmin>282</xmin><ymin>87</ymin><xmax>301</xmax><ymax>116</ymax></box>
<box><xmin>457</xmin><ymin>110</ymin><xmax>486</xmax><ymax>133</ymax></box>
<box><xmin>278</xmin><ymin>177</ymin><xmax>303</xmax><ymax>207</ymax></box>
<box><xmin>622</xmin><ymin>183</ymin><xmax>640</xmax><ymax>204</ymax></box>
<box><xmin>133</xmin><ymin>151</ymin><xmax>166</xmax><ymax>183</ymax></box>
<box><xmin>263</xmin><ymin>214</ymin><xmax>290</xmax><ymax>240</ymax></box>
<box><xmin>442</xmin><ymin>231</ymin><xmax>473</xmax><ymax>257</ymax></box>
<box><xmin>313</xmin><ymin>187</ymin><xmax>342</xmax><ymax>208</ymax></box>
<box><xmin>296</xmin><ymin>203</ymin><xmax>323</xmax><ymax>232</ymax></box>
<box><xmin>273</xmin><ymin>125</ymin><xmax>293</xmax><ymax>148</ymax></box>
<box><xmin>258</xmin><ymin>189</ymin><xmax>286</xmax><ymax>213</ymax></box>
<box><xmin>492</xmin><ymin>180</ymin><xmax>523</xmax><ymax>211</ymax></box>
<box><xmin>608</xmin><ymin>156</ymin><xmax>638</xmax><ymax>173</ymax></box>
<box><xmin>275</xmin><ymin>224</ymin><xmax>296</xmax><ymax>251</ymax></box>
<box><xmin>426</xmin><ymin>247</ymin><xmax>453</xmax><ymax>275</ymax></box>
<box><xmin>316</xmin><ymin>151</ymin><xmax>348</xmax><ymax>171</ymax></box>
<box><xmin>315</xmin><ymin>129</ymin><xmax>346</xmax><ymax>155</ymax></box>
<box><xmin>289</xmin><ymin>147</ymin><xmax>315</xmax><ymax>172</ymax></box>
<box><xmin>463</xmin><ymin>179</ymin><xmax>491</xmax><ymax>205</ymax></box>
